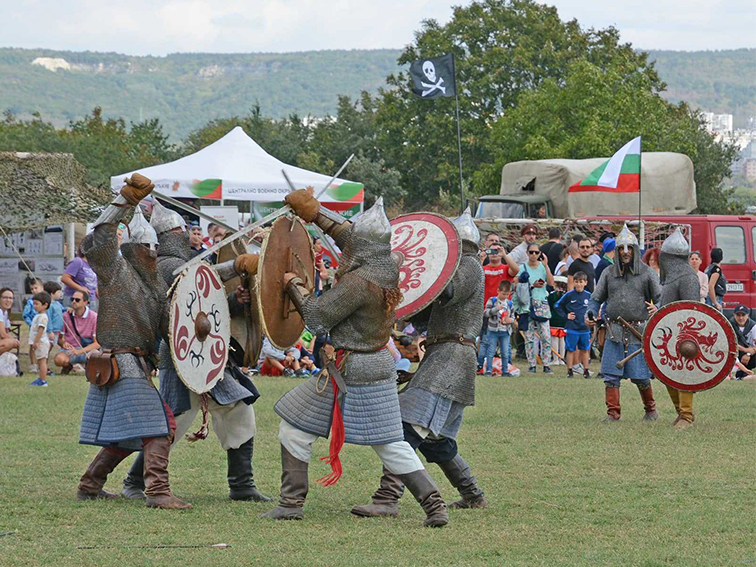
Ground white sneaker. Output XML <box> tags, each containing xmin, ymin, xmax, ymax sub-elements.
<box><xmin>72</xmin><ymin>364</ymin><xmax>86</xmax><ymax>374</ymax></box>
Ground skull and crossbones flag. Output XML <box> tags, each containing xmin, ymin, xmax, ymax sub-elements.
<box><xmin>409</xmin><ymin>53</ymin><xmax>456</xmax><ymax>99</ymax></box>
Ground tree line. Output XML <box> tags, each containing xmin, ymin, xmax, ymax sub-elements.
<box><xmin>0</xmin><ymin>0</ymin><xmax>739</xmax><ymax>215</ymax></box>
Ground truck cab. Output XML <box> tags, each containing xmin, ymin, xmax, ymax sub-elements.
<box><xmin>475</xmin><ymin>194</ymin><xmax>554</xmax><ymax>220</ymax></box>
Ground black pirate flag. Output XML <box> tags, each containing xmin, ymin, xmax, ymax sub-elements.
<box><xmin>409</xmin><ymin>53</ymin><xmax>456</xmax><ymax>99</ymax></box>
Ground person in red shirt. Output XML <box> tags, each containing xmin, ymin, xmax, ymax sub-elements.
<box><xmin>483</xmin><ymin>245</ymin><xmax>519</xmax><ymax>304</ymax></box>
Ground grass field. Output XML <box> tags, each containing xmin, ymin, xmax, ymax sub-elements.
<box><xmin>1</xmin><ymin>363</ymin><xmax>754</xmax><ymax>567</ymax></box>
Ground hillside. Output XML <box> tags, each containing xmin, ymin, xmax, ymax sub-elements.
<box><xmin>0</xmin><ymin>47</ymin><xmax>753</xmax><ymax>142</ymax></box>
<box><xmin>646</xmin><ymin>48</ymin><xmax>756</xmax><ymax>128</ymax></box>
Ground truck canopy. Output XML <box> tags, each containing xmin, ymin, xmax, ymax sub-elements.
<box><xmin>500</xmin><ymin>152</ymin><xmax>696</xmax><ymax>218</ymax></box>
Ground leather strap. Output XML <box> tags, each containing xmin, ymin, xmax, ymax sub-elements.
<box><xmin>425</xmin><ymin>334</ymin><xmax>476</xmax><ymax>348</ymax></box>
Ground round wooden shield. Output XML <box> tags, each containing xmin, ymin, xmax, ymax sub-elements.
<box><xmin>390</xmin><ymin>213</ymin><xmax>461</xmax><ymax>320</ymax></box>
<box><xmin>643</xmin><ymin>300</ymin><xmax>737</xmax><ymax>392</ymax></box>
<box><xmin>169</xmin><ymin>263</ymin><xmax>231</xmax><ymax>394</ymax></box>
<box><xmin>257</xmin><ymin>216</ymin><xmax>315</xmax><ymax>351</ymax></box>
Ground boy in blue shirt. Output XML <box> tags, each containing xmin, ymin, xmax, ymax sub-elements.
<box><xmin>555</xmin><ymin>271</ymin><xmax>592</xmax><ymax>378</ymax></box>
<box><xmin>23</xmin><ymin>278</ymin><xmax>44</xmax><ymax>373</ymax></box>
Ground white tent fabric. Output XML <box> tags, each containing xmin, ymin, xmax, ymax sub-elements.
<box><xmin>110</xmin><ymin>126</ymin><xmax>363</xmax><ymax>203</ymax></box>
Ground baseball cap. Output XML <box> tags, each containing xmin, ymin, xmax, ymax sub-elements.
<box><xmin>553</xmin><ymin>275</ymin><xmax>568</xmax><ymax>284</ymax></box>
<box><xmin>521</xmin><ymin>223</ymin><xmax>538</xmax><ymax>236</ymax></box>
<box><xmin>734</xmin><ymin>305</ymin><xmax>749</xmax><ymax>315</ymax></box>
<box><xmin>602</xmin><ymin>238</ymin><xmax>616</xmax><ymax>254</ymax></box>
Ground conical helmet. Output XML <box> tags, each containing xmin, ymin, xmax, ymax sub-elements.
<box><xmin>660</xmin><ymin>228</ymin><xmax>689</xmax><ymax>257</ymax></box>
<box><xmin>615</xmin><ymin>223</ymin><xmax>638</xmax><ymax>252</ymax></box>
<box><xmin>150</xmin><ymin>200</ymin><xmax>186</xmax><ymax>234</ymax></box>
<box><xmin>123</xmin><ymin>206</ymin><xmax>158</xmax><ymax>250</ymax></box>
<box><xmin>352</xmin><ymin>196</ymin><xmax>391</xmax><ymax>244</ymax></box>
<box><xmin>452</xmin><ymin>206</ymin><xmax>480</xmax><ymax>246</ymax></box>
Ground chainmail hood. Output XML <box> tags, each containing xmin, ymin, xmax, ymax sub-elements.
<box><xmin>157</xmin><ymin>231</ymin><xmax>193</xmax><ymax>263</ymax></box>
<box><xmin>336</xmin><ymin>231</ymin><xmax>399</xmax><ymax>289</ymax></box>
<box><xmin>612</xmin><ymin>243</ymin><xmax>642</xmax><ymax>276</ymax></box>
<box><xmin>120</xmin><ymin>244</ymin><xmax>160</xmax><ymax>289</ymax></box>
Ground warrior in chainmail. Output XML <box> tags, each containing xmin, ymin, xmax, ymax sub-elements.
<box><xmin>351</xmin><ymin>207</ymin><xmax>487</xmax><ymax>519</ymax></box>
<box><xmin>76</xmin><ymin>174</ymin><xmax>190</xmax><ymax>509</ymax></box>
<box><xmin>120</xmin><ymin>201</ymin><xmax>270</xmax><ymax>502</ymax></box>
<box><xmin>658</xmin><ymin>228</ymin><xmax>701</xmax><ymax>428</ymax></box>
<box><xmin>587</xmin><ymin>224</ymin><xmax>661</xmax><ymax>422</ymax></box>
<box><xmin>261</xmin><ymin>189</ymin><xmax>448</xmax><ymax>527</ymax></box>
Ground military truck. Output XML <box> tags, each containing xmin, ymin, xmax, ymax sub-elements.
<box><xmin>473</xmin><ymin>152</ymin><xmax>696</xmax><ymax>219</ymax></box>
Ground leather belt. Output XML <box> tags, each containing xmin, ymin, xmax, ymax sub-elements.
<box><xmin>425</xmin><ymin>334</ymin><xmax>476</xmax><ymax>349</ymax></box>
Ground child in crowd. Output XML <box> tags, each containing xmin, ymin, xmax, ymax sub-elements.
<box><xmin>43</xmin><ymin>281</ymin><xmax>64</xmax><ymax>373</ymax></box>
<box><xmin>548</xmin><ymin>276</ymin><xmax>568</xmax><ymax>365</ymax></box>
<box><xmin>23</xmin><ymin>278</ymin><xmax>44</xmax><ymax>373</ymax></box>
<box><xmin>555</xmin><ymin>271</ymin><xmax>592</xmax><ymax>378</ymax></box>
<box><xmin>258</xmin><ymin>337</ymin><xmax>306</xmax><ymax>376</ymax></box>
<box><xmin>29</xmin><ymin>291</ymin><xmax>51</xmax><ymax>387</ymax></box>
<box><xmin>482</xmin><ymin>280</ymin><xmax>514</xmax><ymax>376</ymax></box>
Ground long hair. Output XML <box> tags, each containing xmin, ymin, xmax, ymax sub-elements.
<box><xmin>383</xmin><ymin>287</ymin><xmax>403</xmax><ymax>315</ymax></box>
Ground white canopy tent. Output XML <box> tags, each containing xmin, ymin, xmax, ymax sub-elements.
<box><xmin>110</xmin><ymin>126</ymin><xmax>364</xmax><ymax>210</ymax></box>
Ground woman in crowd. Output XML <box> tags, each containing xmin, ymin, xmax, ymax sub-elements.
<box><xmin>0</xmin><ymin>287</ymin><xmax>20</xmax><ymax>355</ymax></box>
<box><xmin>688</xmin><ymin>251</ymin><xmax>709</xmax><ymax>303</ymax></box>
<box><xmin>553</xmin><ymin>246</ymin><xmax>571</xmax><ymax>277</ymax></box>
<box><xmin>61</xmin><ymin>244</ymin><xmax>98</xmax><ymax>311</ymax></box>
<box><xmin>705</xmin><ymin>248</ymin><xmax>726</xmax><ymax>310</ymax></box>
<box><xmin>517</xmin><ymin>243</ymin><xmax>555</xmax><ymax>374</ymax></box>
<box><xmin>642</xmin><ymin>247</ymin><xmax>660</xmax><ymax>276</ymax></box>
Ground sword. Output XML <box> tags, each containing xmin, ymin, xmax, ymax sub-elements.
<box><xmin>172</xmin><ymin>207</ymin><xmax>290</xmax><ymax>276</ymax></box>
<box><xmin>280</xmin><ymin>169</ymin><xmax>341</xmax><ymax>261</ymax></box>
<box><xmin>315</xmin><ymin>153</ymin><xmax>354</xmax><ymax>200</ymax></box>
<box><xmin>152</xmin><ymin>191</ymin><xmax>237</xmax><ymax>233</ymax></box>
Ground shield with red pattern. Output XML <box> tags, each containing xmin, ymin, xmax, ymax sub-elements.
<box><xmin>643</xmin><ymin>301</ymin><xmax>737</xmax><ymax>392</ymax></box>
<box><xmin>169</xmin><ymin>263</ymin><xmax>231</xmax><ymax>394</ymax></box>
<box><xmin>390</xmin><ymin>213</ymin><xmax>461</xmax><ymax>320</ymax></box>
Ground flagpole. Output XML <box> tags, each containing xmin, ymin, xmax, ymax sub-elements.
<box><xmin>638</xmin><ymin>137</ymin><xmax>644</xmax><ymax>249</ymax></box>
<box><xmin>452</xmin><ymin>53</ymin><xmax>464</xmax><ymax>215</ymax></box>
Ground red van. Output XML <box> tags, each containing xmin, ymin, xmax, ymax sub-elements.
<box><xmin>591</xmin><ymin>215</ymin><xmax>756</xmax><ymax>311</ymax></box>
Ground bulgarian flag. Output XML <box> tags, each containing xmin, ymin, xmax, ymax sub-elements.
<box><xmin>569</xmin><ymin>137</ymin><xmax>641</xmax><ymax>193</ymax></box>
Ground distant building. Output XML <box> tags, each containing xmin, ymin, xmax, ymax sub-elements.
<box><xmin>703</xmin><ymin>112</ymin><xmax>734</xmax><ymax>133</ymax></box>
<box><xmin>743</xmin><ymin>158</ymin><xmax>756</xmax><ymax>183</ymax></box>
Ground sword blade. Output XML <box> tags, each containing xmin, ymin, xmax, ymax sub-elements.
<box><xmin>152</xmin><ymin>191</ymin><xmax>237</xmax><ymax>233</ymax></box>
<box><xmin>171</xmin><ymin>206</ymin><xmax>290</xmax><ymax>276</ymax></box>
<box><xmin>315</xmin><ymin>153</ymin><xmax>354</xmax><ymax>200</ymax></box>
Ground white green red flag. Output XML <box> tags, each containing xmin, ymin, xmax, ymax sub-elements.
<box><xmin>569</xmin><ymin>137</ymin><xmax>641</xmax><ymax>193</ymax></box>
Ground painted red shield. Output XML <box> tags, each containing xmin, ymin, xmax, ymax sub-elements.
<box><xmin>390</xmin><ymin>213</ymin><xmax>461</xmax><ymax>320</ymax></box>
<box><xmin>169</xmin><ymin>263</ymin><xmax>231</xmax><ymax>394</ymax></box>
<box><xmin>643</xmin><ymin>301</ymin><xmax>737</xmax><ymax>392</ymax></box>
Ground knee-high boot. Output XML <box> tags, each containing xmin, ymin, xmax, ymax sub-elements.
<box><xmin>675</xmin><ymin>391</ymin><xmax>695</xmax><ymax>428</ymax></box>
<box><xmin>228</xmin><ymin>438</ymin><xmax>272</xmax><ymax>502</ymax></box>
<box><xmin>603</xmin><ymin>386</ymin><xmax>621</xmax><ymax>422</ymax></box>
<box><xmin>638</xmin><ymin>383</ymin><xmax>658</xmax><ymax>421</ymax></box>
<box><xmin>260</xmin><ymin>445</ymin><xmax>308</xmax><ymax>520</ymax></box>
<box><xmin>121</xmin><ymin>452</ymin><xmax>145</xmax><ymax>499</ymax></box>
<box><xmin>77</xmin><ymin>447</ymin><xmax>131</xmax><ymax>500</ymax></box>
<box><xmin>666</xmin><ymin>385</ymin><xmax>681</xmax><ymax>424</ymax></box>
<box><xmin>351</xmin><ymin>467</ymin><xmax>405</xmax><ymax>518</ymax></box>
<box><xmin>437</xmin><ymin>455</ymin><xmax>488</xmax><ymax>509</ymax></box>
<box><xmin>143</xmin><ymin>435</ymin><xmax>192</xmax><ymax>510</ymax></box>
<box><xmin>396</xmin><ymin>470</ymin><xmax>449</xmax><ymax>527</ymax></box>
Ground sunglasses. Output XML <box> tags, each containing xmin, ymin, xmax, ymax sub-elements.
<box><xmin>528</xmin><ymin>250</ymin><xmax>541</xmax><ymax>255</ymax></box>
<box><xmin>579</xmin><ymin>245</ymin><xmax>592</xmax><ymax>249</ymax></box>
<box><xmin>72</xmin><ymin>298</ymin><xmax>84</xmax><ymax>303</ymax></box>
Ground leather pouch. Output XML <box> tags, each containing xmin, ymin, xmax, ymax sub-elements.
<box><xmin>85</xmin><ymin>350</ymin><xmax>120</xmax><ymax>388</ymax></box>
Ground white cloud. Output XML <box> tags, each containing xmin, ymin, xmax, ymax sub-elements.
<box><xmin>0</xmin><ymin>0</ymin><xmax>752</xmax><ymax>54</ymax></box>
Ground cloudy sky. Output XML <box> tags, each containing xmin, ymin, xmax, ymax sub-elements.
<box><xmin>1</xmin><ymin>0</ymin><xmax>753</xmax><ymax>55</ymax></box>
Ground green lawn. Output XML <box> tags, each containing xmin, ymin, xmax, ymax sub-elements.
<box><xmin>0</xmin><ymin>369</ymin><xmax>754</xmax><ymax>567</ymax></box>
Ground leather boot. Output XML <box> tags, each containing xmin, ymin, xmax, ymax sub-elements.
<box><xmin>666</xmin><ymin>385</ymin><xmax>682</xmax><ymax>425</ymax></box>
<box><xmin>437</xmin><ymin>455</ymin><xmax>488</xmax><ymax>509</ymax></box>
<box><xmin>143</xmin><ymin>435</ymin><xmax>192</xmax><ymax>509</ymax></box>
<box><xmin>639</xmin><ymin>384</ymin><xmax>658</xmax><ymax>421</ymax></box>
<box><xmin>674</xmin><ymin>391</ymin><xmax>695</xmax><ymax>429</ymax></box>
<box><xmin>397</xmin><ymin>469</ymin><xmax>448</xmax><ymax>527</ymax></box>
<box><xmin>351</xmin><ymin>467</ymin><xmax>405</xmax><ymax>518</ymax></box>
<box><xmin>603</xmin><ymin>386</ymin><xmax>621</xmax><ymax>422</ymax></box>
<box><xmin>121</xmin><ymin>452</ymin><xmax>146</xmax><ymax>500</ymax></box>
<box><xmin>77</xmin><ymin>447</ymin><xmax>130</xmax><ymax>500</ymax></box>
<box><xmin>260</xmin><ymin>445</ymin><xmax>308</xmax><ymax>520</ymax></box>
<box><xmin>228</xmin><ymin>438</ymin><xmax>272</xmax><ymax>502</ymax></box>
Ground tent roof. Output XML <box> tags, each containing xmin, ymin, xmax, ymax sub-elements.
<box><xmin>110</xmin><ymin>127</ymin><xmax>362</xmax><ymax>203</ymax></box>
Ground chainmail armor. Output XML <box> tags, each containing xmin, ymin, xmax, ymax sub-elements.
<box><xmin>83</xmin><ymin>223</ymin><xmax>168</xmax><ymax>353</ymax></box>
<box><xmin>405</xmin><ymin>248</ymin><xmax>484</xmax><ymax>406</ymax></box>
<box><xmin>659</xmin><ymin>252</ymin><xmax>701</xmax><ymax>307</ymax></box>
<box><xmin>589</xmin><ymin>247</ymin><xmax>661</xmax><ymax>344</ymax></box>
